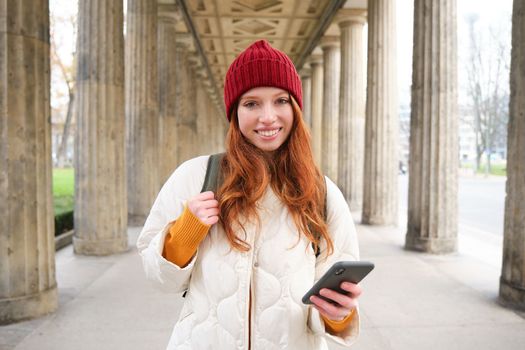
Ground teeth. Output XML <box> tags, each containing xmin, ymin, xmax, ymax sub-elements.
<box><xmin>258</xmin><ymin>128</ymin><xmax>280</xmax><ymax>137</ymax></box>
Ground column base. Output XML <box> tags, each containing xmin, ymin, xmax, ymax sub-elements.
<box><xmin>73</xmin><ymin>235</ymin><xmax>129</xmax><ymax>256</ymax></box>
<box><xmin>0</xmin><ymin>285</ymin><xmax>58</xmax><ymax>325</ymax></box>
<box><xmin>361</xmin><ymin>213</ymin><xmax>397</xmax><ymax>226</ymax></box>
<box><xmin>499</xmin><ymin>278</ymin><xmax>525</xmax><ymax>311</ymax></box>
<box><xmin>405</xmin><ymin>234</ymin><xmax>457</xmax><ymax>254</ymax></box>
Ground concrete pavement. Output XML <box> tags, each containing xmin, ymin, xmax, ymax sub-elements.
<box><xmin>1</xmin><ymin>215</ymin><xmax>525</xmax><ymax>350</ymax></box>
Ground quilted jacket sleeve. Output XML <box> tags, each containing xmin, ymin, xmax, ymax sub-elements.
<box><xmin>136</xmin><ymin>156</ymin><xmax>208</xmax><ymax>294</ymax></box>
<box><xmin>308</xmin><ymin>177</ymin><xmax>361</xmax><ymax>347</ymax></box>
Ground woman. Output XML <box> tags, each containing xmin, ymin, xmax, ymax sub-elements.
<box><xmin>137</xmin><ymin>40</ymin><xmax>362</xmax><ymax>349</ymax></box>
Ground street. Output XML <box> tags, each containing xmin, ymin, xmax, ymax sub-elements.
<box><xmin>398</xmin><ymin>174</ymin><xmax>506</xmax><ymax>236</ymax></box>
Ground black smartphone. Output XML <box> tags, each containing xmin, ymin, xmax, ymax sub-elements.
<box><xmin>302</xmin><ymin>261</ymin><xmax>374</xmax><ymax>304</ymax></box>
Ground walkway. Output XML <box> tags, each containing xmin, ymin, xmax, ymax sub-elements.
<box><xmin>2</xmin><ymin>214</ymin><xmax>525</xmax><ymax>350</ymax></box>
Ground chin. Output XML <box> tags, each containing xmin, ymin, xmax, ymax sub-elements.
<box><xmin>258</xmin><ymin>146</ymin><xmax>278</xmax><ymax>152</ymax></box>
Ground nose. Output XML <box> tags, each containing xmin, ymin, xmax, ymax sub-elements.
<box><xmin>259</xmin><ymin>103</ymin><xmax>277</xmax><ymax>124</ymax></box>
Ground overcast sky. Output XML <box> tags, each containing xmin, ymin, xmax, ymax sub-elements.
<box><xmin>396</xmin><ymin>0</ymin><xmax>512</xmax><ymax>107</ymax></box>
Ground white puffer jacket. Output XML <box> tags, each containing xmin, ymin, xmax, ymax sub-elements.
<box><xmin>137</xmin><ymin>156</ymin><xmax>361</xmax><ymax>350</ymax></box>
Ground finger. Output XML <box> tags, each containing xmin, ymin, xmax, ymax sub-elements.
<box><xmin>313</xmin><ymin>303</ymin><xmax>355</xmax><ymax>323</ymax></box>
<box><xmin>340</xmin><ymin>282</ymin><xmax>362</xmax><ymax>298</ymax></box>
<box><xmin>201</xmin><ymin>199</ymin><xmax>219</xmax><ymax>209</ymax></box>
<box><xmin>311</xmin><ymin>304</ymin><xmax>332</xmax><ymax>321</ymax></box>
<box><xmin>196</xmin><ymin>191</ymin><xmax>215</xmax><ymax>200</ymax></box>
<box><xmin>188</xmin><ymin>200</ymin><xmax>218</xmax><ymax>216</ymax></box>
<box><xmin>201</xmin><ymin>215</ymin><xmax>219</xmax><ymax>226</ymax></box>
<box><xmin>202</xmin><ymin>207</ymin><xmax>220</xmax><ymax>218</ymax></box>
<box><xmin>309</xmin><ymin>295</ymin><xmax>350</xmax><ymax>320</ymax></box>
<box><xmin>310</xmin><ymin>296</ymin><xmax>348</xmax><ymax>321</ymax></box>
<box><xmin>319</xmin><ymin>288</ymin><xmax>357</xmax><ymax>309</ymax></box>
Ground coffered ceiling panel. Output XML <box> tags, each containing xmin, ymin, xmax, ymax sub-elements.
<box><xmin>185</xmin><ymin>0</ymin><xmax>337</xmax><ymax>91</ymax></box>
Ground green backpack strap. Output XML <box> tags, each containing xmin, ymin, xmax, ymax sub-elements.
<box><xmin>201</xmin><ymin>153</ymin><xmax>225</xmax><ymax>193</ymax></box>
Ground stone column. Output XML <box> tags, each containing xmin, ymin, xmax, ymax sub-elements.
<box><xmin>405</xmin><ymin>0</ymin><xmax>458</xmax><ymax>253</ymax></box>
<box><xmin>362</xmin><ymin>0</ymin><xmax>398</xmax><ymax>225</ymax></box>
<box><xmin>300</xmin><ymin>66</ymin><xmax>312</xmax><ymax>128</ymax></box>
<box><xmin>213</xmin><ymin>90</ymin><xmax>228</xmax><ymax>152</ymax></box>
<box><xmin>320</xmin><ymin>37</ymin><xmax>341</xmax><ymax>183</ymax></box>
<box><xmin>337</xmin><ymin>10</ymin><xmax>367</xmax><ymax>211</ymax></box>
<box><xmin>125</xmin><ymin>0</ymin><xmax>158</xmax><ymax>225</ymax></box>
<box><xmin>0</xmin><ymin>0</ymin><xmax>57</xmax><ymax>323</ymax></box>
<box><xmin>188</xmin><ymin>59</ymin><xmax>201</xmax><ymax>158</ymax></box>
<box><xmin>175</xmin><ymin>46</ymin><xmax>198</xmax><ymax>164</ymax></box>
<box><xmin>195</xmin><ymin>70</ymin><xmax>210</xmax><ymax>155</ymax></box>
<box><xmin>500</xmin><ymin>0</ymin><xmax>525</xmax><ymax>310</ymax></box>
<box><xmin>203</xmin><ymin>80</ymin><xmax>221</xmax><ymax>153</ymax></box>
<box><xmin>309</xmin><ymin>54</ymin><xmax>324</xmax><ymax>166</ymax></box>
<box><xmin>174</xmin><ymin>41</ymin><xmax>187</xmax><ymax>165</ymax></box>
<box><xmin>202</xmin><ymin>84</ymin><xmax>209</xmax><ymax>155</ymax></box>
<box><xmin>158</xmin><ymin>15</ymin><xmax>178</xmax><ymax>184</ymax></box>
<box><xmin>73</xmin><ymin>0</ymin><xmax>128</xmax><ymax>255</ymax></box>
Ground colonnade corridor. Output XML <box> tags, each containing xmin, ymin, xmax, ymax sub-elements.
<box><xmin>1</xmin><ymin>0</ymin><xmax>524</xmax><ymax>348</ymax></box>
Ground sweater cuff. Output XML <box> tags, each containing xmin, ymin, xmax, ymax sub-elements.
<box><xmin>322</xmin><ymin>309</ymin><xmax>355</xmax><ymax>334</ymax></box>
<box><xmin>162</xmin><ymin>205</ymin><xmax>211</xmax><ymax>267</ymax></box>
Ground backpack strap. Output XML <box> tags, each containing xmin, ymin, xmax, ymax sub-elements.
<box><xmin>201</xmin><ymin>153</ymin><xmax>225</xmax><ymax>193</ymax></box>
<box><xmin>201</xmin><ymin>153</ymin><xmax>327</xmax><ymax>258</ymax></box>
<box><xmin>313</xmin><ymin>177</ymin><xmax>327</xmax><ymax>258</ymax></box>
<box><xmin>183</xmin><ymin>153</ymin><xmax>225</xmax><ymax>298</ymax></box>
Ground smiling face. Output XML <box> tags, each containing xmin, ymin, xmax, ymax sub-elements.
<box><xmin>236</xmin><ymin>87</ymin><xmax>294</xmax><ymax>153</ymax></box>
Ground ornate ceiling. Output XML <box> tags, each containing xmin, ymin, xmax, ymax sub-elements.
<box><xmin>184</xmin><ymin>0</ymin><xmax>341</xmax><ymax>91</ymax></box>
<box><xmin>157</xmin><ymin>0</ymin><xmax>366</xmax><ymax>111</ymax></box>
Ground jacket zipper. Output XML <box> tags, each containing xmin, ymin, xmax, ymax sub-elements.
<box><xmin>245</xmin><ymin>252</ymin><xmax>253</xmax><ymax>350</ymax></box>
<box><xmin>249</xmin><ymin>284</ymin><xmax>253</xmax><ymax>350</ymax></box>
<box><xmin>249</xmin><ymin>257</ymin><xmax>257</xmax><ymax>350</ymax></box>
<box><xmin>246</xmin><ymin>228</ymin><xmax>259</xmax><ymax>350</ymax></box>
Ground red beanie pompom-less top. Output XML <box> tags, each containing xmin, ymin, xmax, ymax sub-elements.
<box><xmin>223</xmin><ymin>40</ymin><xmax>303</xmax><ymax>120</ymax></box>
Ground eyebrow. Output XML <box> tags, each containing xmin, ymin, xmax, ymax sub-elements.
<box><xmin>240</xmin><ymin>92</ymin><xmax>289</xmax><ymax>101</ymax></box>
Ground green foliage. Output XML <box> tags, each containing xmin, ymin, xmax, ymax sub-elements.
<box><xmin>54</xmin><ymin>195</ymin><xmax>74</xmax><ymax>216</ymax></box>
<box><xmin>55</xmin><ymin>210</ymin><xmax>73</xmax><ymax>237</ymax></box>
<box><xmin>476</xmin><ymin>163</ymin><xmax>507</xmax><ymax>176</ymax></box>
<box><xmin>52</xmin><ymin>168</ymin><xmax>74</xmax><ymax>197</ymax></box>
<box><xmin>461</xmin><ymin>162</ymin><xmax>507</xmax><ymax>176</ymax></box>
<box><xmin>53</xmin><ymin>168</ymin><xmax>74</xmax><ymax>235</ymax></box>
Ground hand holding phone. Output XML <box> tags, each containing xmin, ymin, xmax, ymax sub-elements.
<box><xmin>302</xmin><ymin>261</ymin><xmax>374</xmax><ymax>305</ymax></box>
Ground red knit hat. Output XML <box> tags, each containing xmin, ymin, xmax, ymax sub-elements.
<box><xmin>223</xmin><ymin>40</ymin><xmax>303</xmax><ymax>120</ymax></box>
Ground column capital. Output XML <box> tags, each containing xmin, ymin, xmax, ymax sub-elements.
<box><xmin>158</xmin><ymin>15</ymin><xmax>177</xmax><ymax>26</ymax></box>
<box><xmin>187</xmin><ymin>54</ymin><xmax>201</xmax><ymax>65</ymax></box>
<box><xmin>320</xmin><ymin>35</ymin><xmax>340</xmax><ymax>49</ymax></box>
<box><xmin>158</xmin><ymin>3</ymin><xmax>182</xmax><ymax>21</ymax></box>
<box><xmin>175</xmin><ymin>33</ymin><xmax>193</xmax><ymax>50</ymax></box>
<box><xmin>300</xmin><ymin>65</ymin><xmax>311</xmax><ymax>79</ymax></box>
<box><xmin>300</xmin><ymin>70</ymin><xmax>311</xmax><ymax>79</ymax></box>
<box><xmin>307</xmin><ymin>53</ymin><xmax>323</xmax><ymax>66</ymax></box>
<box><xmin>196</xmin><ymin>67</ymin><xmax>208</xmax><ymax>79</ymax></box>
<box><xmin>335</xmin><ymin>9</ymin><xmax>367</xmax><ymax>28</ymax></box>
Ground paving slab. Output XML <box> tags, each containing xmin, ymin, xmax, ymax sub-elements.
<box><xmin>1</xmin><ymin>220</ymin><xmax>524</xmax><ymax>350</ymax></box>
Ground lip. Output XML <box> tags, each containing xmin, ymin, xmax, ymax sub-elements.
<box><xmin>255</xmin><ymin>127</ymin><xmax>282</xmax><ymax>140</ymax></box>
<box><xmin>256</xmin><ymin>127</ymin><xmax>282</xmax><ymax>132</ymax></box>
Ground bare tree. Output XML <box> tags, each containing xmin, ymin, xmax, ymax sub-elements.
<box><xmin>50</xmin><ymin>7</ymin><xmax>77</xmax><ymax>168</ymax></box>
<box><xmin>464</xmin><ymin>14</ymin><xmax>510</xmax><ymax>174</ymax></box>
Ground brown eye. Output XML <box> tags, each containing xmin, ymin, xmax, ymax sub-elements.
<box><xmin>276</xmin><ymin>98</ymin><xmax>289</xmax><ymax>104</ymax></box>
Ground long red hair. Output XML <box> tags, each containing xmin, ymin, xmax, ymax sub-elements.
<box><xmin>216</xmin><ymin>96</ymin><xmax>333</xmax><ymax>256</ymax></box>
